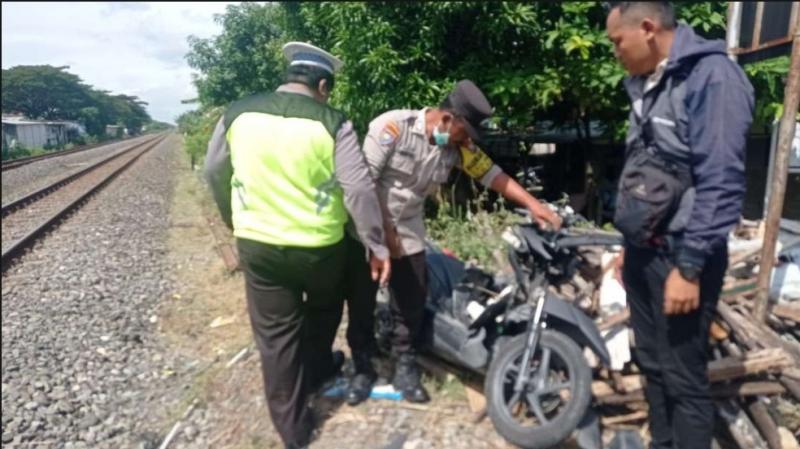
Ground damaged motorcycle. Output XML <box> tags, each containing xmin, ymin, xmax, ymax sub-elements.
<box><xmin>376</xmin><ymin>207</ymin><xmax>622</xmax><ymax>449</ymax></box>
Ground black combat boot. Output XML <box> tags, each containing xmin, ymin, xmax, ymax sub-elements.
<box><xmin>345</xmin><ymin>352</ymin><xmax>377</xmax><ymax>406</ymax></box>
<box><xmin>392</xmin><ymin>353</ymin><xmax>430</xmax><ymax>403</ymax></box>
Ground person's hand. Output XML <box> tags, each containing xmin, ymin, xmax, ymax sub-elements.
<box><xmin>663</xmin><ymin>268</ymin><xmax>700</xmax><ymax>315</ymax></box>
<box><xmin>613</xmin><ymin>249</ymin><xmax>625</xmax><ymax>285</ymax></box>
<box><xmin>385</xmin><ymin>225</ymin><xmax>404</xmax><ymax>259</ymax></box>
<box><xmin>528</xmin><ymin>202</ymin><xmax>562</xmax><ymax>231</ymax></box>
<box><xmin>370</xmin><ymin>253</ymin><xmax>391</xmax><ymax>287</ymax></box>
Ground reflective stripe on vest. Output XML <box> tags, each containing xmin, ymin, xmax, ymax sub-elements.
<box><xmin>227</xmin><ymin>111</ymin><xmax>345</xmax><ymax>247</ymax></box>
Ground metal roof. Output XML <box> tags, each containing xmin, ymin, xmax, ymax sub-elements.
<box><xmin>2</xmin><ymin>116</ymin><xmax>78</xmax><ymax>126</ymax></box>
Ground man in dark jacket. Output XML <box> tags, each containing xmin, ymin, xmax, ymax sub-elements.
<box><xmin>606</xmin><ymin>3</ymin><xmax>754</xmax><ymax>449</ymax></box>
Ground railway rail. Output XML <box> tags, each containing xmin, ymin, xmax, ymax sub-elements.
<box><xmin>1</xmin><ymin>135</ymin><xmax>152</xmax><ymax>172</ymax></box>
<box><xmin>1</xmin><ymin>133</ymin><xmax>169</xmax><ymax>271</ymax></box>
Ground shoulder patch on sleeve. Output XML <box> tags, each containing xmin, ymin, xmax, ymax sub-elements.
<box><xmin>459</xmin><ymin>145</ymin><xmax>494</xmax><ymax>180</ymax></box>
<box><xmin>379</xmin><ymin>120</ymin><xmax>400</xmax><ymax>146</ymax></box>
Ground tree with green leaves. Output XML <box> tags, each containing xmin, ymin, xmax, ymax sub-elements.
<box><xmin>175</xmin><ymin>106</ymin><xmax>223</xmax><ymax>166</ymax></box>
<box><xmin>186</xmin><ymin>2</ymin><xmax>286</xmax><ymax>108</ymax></box>
<box><xmin>2</xmin><ymin>65</ymin><xmax>92</xmax><ymax>120</ymax></box>
<box><xmin>187</xmin><ymin>2</ymin><xmax>761</xmax><ymax>138</ymax></box>
<box><xmin>2</xmin><ymin>65</ymin><xmax>155</xmax><ymax>137</ymax></box>
<box><xmin>185</xmin><ymin>1</ymin><xmax>789</xmax><ymax>154</ymax></box>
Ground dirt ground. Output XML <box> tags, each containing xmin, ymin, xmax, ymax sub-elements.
<box><xmin>156</xmin><ymin>144</ymin><xmax>545</xmax><ymax>449</ymax></box>
<box><xmin>159</xmin><ymin>140</ymin><xmax>800</xmax><ymax>449</ymax></box>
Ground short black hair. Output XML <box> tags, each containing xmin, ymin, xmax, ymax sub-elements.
<box><xmin>605</xmin><ymin>2</ymin><xmax>677</xmax><ymax>29</ymax></box>
<box><xmin>284</xmin><ymin>64</ymin><xmax>335</xmax><ymax>91</ymax></box>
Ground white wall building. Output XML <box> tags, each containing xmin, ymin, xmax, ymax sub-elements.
<box><xmin>2</xmin><ymin>115</ymin><xmax>85</xmax><ymax>149</ymax></box>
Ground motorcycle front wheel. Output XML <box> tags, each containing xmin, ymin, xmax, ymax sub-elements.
<box><xmin>486</xmin><ymin>330</ymin><xmax>592</xmax><ymax>449</ymax></box>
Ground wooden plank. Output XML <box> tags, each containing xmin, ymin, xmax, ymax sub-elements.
<box><xmin>771</xmin><ymin>304</ymin><xmax>800</xmax><ymax>323</ymax></box>
<box><xmin>734</xmin><ymin>37</ymin><xmax>795</xmax><ymax>55</ymax></box>
<box><xmin>217</xmin><ymin>244</ymin><xmax>239</xmax><ymax>272</ymax></box>
<box><xmin>711</xmin><ymin>382</ymin><xmax>785</xmax><ymax>398</ymax></box>
<box><xmin>594</xmin><ymin>391</ymin><xmax>644</xmax><ymax>406</ymax></box>
<box><xmin>592</xmin><ymin>375</ymin><xmax>643</xmax><ymax>398</ymax></box>
<box><xmin>722</xmin><ymin>339</ymin><xmax>744</xmax><ymax>358</ymax></box>
<box><xmin>784</xmin><ymin>367</ymin><xmax>800</xmax><ymax>381</ymax></box>
<box><xmin>592</xmin><ymin>380</ymin><xmax>615</xmax><ymax>398</ymax></box>
<box><xmin>718</xmin><ymin>302</ymin><xmax>800</xmax><ymax>362</ymax></box>
<box><xmin>780</xmin><ymin>376</ymin><xmax>800</xmax><ymax>401</ymax></box>
<box><xmin>601</xmin><ymin>411</ymin><xmax>648</xmax><ymax>426</ymax></box>
<box><xmin>594</xmin><ymin>380</ymin><xmax>786</xmax><ymax>403</ymax></box>
<box><xmin>592</xmin><ymin>349</ymin><xmax>792</xmax><ymax>387</ymax></box>
<box><xmin>717</xmin><ymin>399</ymin><xmax>769</xmax><ymax>449</ymax></box>
<box><xmin>707</xmin><ymin>348</ymin><xmax>793</xmax><ymax>383</ymax></box>
<box><xmin>718</xmin><ymin>302</ymin><xmax>760</xmax><ymax>348</ymax></box>
<box><xmin>747</xmin><ymin>399</ymin><xmax>782</xmax><ymax>449</ymax></box>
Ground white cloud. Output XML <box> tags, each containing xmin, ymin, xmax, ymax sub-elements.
<box><xmin>1</xmin><ymin>1</ymin><xmax>237</xmax><ymax>124</ymax></box>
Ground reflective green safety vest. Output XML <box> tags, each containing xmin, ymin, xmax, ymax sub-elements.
<box><xmin>224</xmin><ymin>92</ymin><xmax>347</xmax><ymax>247</ymax></box>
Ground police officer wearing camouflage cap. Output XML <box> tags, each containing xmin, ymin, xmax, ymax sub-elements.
<box><xmin>205</xmin><ymin>42</ymin><xmax>390</xmax><ymax>449</ymax></box>
<box><xmin>343</xmin><ymin>80</ymin><xmax>562</xmax><ymax>405</ymax></box>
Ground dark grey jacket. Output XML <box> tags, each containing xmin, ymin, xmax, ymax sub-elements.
<box><xmin>622</xmin><ymin>23</ymin><xmax>754</xmax><ymax>269</ymax></box>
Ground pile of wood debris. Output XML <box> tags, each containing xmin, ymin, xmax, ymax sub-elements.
<box><xmin>541</xmin><ymin>219</ymin><xmax>799</xmax><ymax>448</ymax></box>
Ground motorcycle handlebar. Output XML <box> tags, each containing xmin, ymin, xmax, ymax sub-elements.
<box><xmin>512</xmin><ymin>206</ymin><xmax>582</xmax><ymax>232</ymax></box>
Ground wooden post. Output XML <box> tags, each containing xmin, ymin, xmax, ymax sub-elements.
<box><xmin>747</xmin><ymin>398</ymin><xmax>782</xmax><ymax>449</ymax></box>
<box><xmin>755</xmin><ymin>29</ymin><xmax>800</xmax><ymax>323</ymax></box>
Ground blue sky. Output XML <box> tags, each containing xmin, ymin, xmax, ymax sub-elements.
<box><xmin>2</xmin><ymin>2</ymin><xmax>238</xmax><ymax>124</ymax></box>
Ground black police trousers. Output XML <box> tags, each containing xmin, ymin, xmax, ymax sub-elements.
<box><xmin>344</xmin><ymin>235</ymin><xmax>379</xmax><ymax>356</ymax></box>
<box><xmin>623</xmin><ymin>244</ymin><xmax>727</xmax><ymax>449</ymax></box>
<box><xmin>237</xmin><ymin>238</ymin><xmax>346</xmax><ymax>448</ymax></box>
<box><xmin>345</xmin><ymin>235</ymin><xmax>427</xmax><ymax>357</ymax></box>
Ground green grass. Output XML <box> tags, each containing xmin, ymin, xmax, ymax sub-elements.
<box><xmin>425</xmin><ymin>190</ymin><xmax>519</xmax><ymax>271</ymax></box>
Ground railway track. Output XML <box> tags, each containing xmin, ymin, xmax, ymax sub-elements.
<box><xmin>1</xmin><ymin>133</ymin><xmax>169</xmax><ymax>271</ymax></box>
<box><xmin>1</xmin><ymin>135</ymin><xmax>149</xmax><ymax>172</ymax></box>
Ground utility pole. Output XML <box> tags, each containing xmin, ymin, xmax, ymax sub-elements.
<box><xmin>754</xmin><ymin>29</ymin><xmax>800</xmax><ymax>323</ymax></box>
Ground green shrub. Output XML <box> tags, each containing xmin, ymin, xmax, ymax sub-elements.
<box><xmin>425</xmin><ymin>189</ymin><xmax>519</xmax><ymax>270</ymax></box>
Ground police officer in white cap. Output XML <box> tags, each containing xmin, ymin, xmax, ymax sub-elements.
<box><xmin>205</xmin><ymin>42</ymin><xmax>390</xmax><ymax>449</ymax></box>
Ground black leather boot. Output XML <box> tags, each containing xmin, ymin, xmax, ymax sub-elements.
<box><xmin>345</xmin><ymin>352</ymin><xmax>377</xmax><ymax>406</ymax></box>
<box><xmin>392</xmin><ymin>353</ymin><xmax>430</xmax><ymax>403</ymax></box>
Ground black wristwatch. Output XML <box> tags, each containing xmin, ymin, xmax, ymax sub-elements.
<box><xmin>677</xmin><ymin>263</ymin><xmax>702</xmax><ymax>282</ymax></box>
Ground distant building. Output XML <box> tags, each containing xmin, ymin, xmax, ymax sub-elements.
<box><xmin>105</xmin><ymin>125</ymin><xmax>125</xmax><ymax>138</ymax></box>
<box><xmin>1</xmin><ymin>115</ymin><xmax>85</xmax><ymax>150</ymax></box>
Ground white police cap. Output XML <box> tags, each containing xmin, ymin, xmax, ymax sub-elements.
<box><xmin>282</xmin><ymin>42</ymin><xmax>343</xmax><ymax>74</ymax></box>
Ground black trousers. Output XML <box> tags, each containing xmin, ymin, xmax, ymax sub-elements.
<box><xmin>623</xmin><ymin>244</ymin><xmax>727</xmax><ymax>449</ymax></box>
<box><xmin>237</xmin><ymin>238</ymin><xmax>346</xmax><ymax>448</ymax></box>
<box><xmin>345</xmin><ymin>236</ymin><xmax>379</xmax><ymax>356</ymax></box>
<box><xmin>388</xmin><ymin>251</ymin><xmax>428</xmax><ymax>354</ymax></box>
<box><xmin>345</xmin><ymin>239</ymin><xmax>427</xmax><ymax>357</ymax></box>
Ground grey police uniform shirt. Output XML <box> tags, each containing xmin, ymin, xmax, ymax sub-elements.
<box><xmin>361</xmin><ymin>108</ymin><xmax>502</xmax><ymax>256</ymax></box>
<box><xmin>204</xmin><ymin>84</ymin><xmax>389</xmax><ymax>261</ymax></box>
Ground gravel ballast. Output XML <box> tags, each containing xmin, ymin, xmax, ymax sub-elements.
<box><xmin>1</xmin><ymin>134</ymin><xmax>192</xmax><ymax>449</ymax></box>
